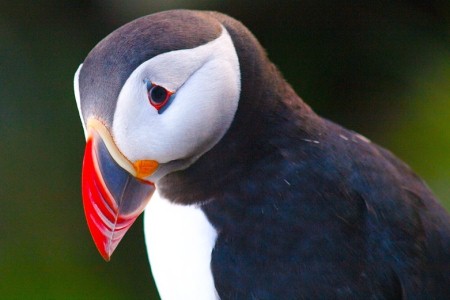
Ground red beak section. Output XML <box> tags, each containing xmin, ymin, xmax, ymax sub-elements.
<box><xmin>82</xmin><ymin>129</ymin><xmax>155</xmax><ymax>261</ymax></box>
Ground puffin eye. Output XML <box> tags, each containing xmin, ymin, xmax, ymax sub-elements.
<box><xmin>146</xmin><ymin>82</ymin><xmax>174</xmax><ymax>112</ymax></box>
<box><xmin>150</xmin><ymin>86</ymin><xmax>168</xmax><ymax>104</ymax></box>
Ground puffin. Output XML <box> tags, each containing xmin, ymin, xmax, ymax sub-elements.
<box><xmin>74</xmin><ymin>10</ymin><xmax>450</xmax><ymax>299</ymax></box>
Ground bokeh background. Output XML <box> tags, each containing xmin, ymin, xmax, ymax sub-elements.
<box><xmin>1</xmin><ymin>0</ymin><xmax>449</xmax><ymax>298</ymax></box>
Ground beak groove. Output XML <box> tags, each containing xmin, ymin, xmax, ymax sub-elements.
<box><xmin>82</xmin><ymin>121</ymin><xmax>156</xmax><ymax>260</ymax></box>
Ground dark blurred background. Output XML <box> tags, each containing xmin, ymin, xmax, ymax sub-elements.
<box><xmin>1</xmin><ymin>0</ymin><xmax>448</xmax><ymax>298</ymax></box>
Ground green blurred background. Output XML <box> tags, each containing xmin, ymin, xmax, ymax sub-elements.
<box><xmin>1</xmin><ymin>0</ymin><xmax>448</xmax><ymax>298</ymax></box>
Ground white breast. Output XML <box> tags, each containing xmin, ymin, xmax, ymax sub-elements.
<box><xmin>144</xmin><ymin>190</ymin><xmax>219</xmax><ymax>300</ymax></box>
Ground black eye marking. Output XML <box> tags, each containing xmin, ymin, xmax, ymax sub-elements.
<box><xmin>150</xmin><ymin>86</ymin><xmax>168</xmax><ymax>104</ymax></box>
<box><xmin>144</xmin><ymin>79</ymin><xmax>174</xmax><ymax>114</ymax></box>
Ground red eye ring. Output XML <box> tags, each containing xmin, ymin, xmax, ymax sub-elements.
<box><xmin>147</xmin><ymin>83</ymin><xmax>174</xmax><ymax>111</ymax></box>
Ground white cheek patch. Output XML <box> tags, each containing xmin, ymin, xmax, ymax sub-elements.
<box><xmin>112</xmin><ymin>27</ymin><xmax>241</xmax><ymax>171</ymax></box>
<box><xmin>159</xmin><ymin>58</ymin><xmax>239</xmax><ymax>159</ymax></box>
<box><xmin>73</xmin><ymin>63</ymin><xmax>87</xmax><ymax>139</ymax></box>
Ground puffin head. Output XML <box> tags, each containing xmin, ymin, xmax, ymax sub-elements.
<box><xmin>74</xmin><ymin>10</ymin><xmax>243</xmax><ymax>260</ymax></box>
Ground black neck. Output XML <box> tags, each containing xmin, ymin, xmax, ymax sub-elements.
<box><xmin>157</xmin><ymin>13</ymin><xmax>318</xmax><ymax>204</ymax></box>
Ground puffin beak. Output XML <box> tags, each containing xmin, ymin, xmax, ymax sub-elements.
<box><xmin>82</xmin><ymin>119</ymin><xmax>157</xmax><ymax>261</ymax></box>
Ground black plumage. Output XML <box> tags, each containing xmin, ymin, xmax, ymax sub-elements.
<box><xmin>157</xmin><ymin>11</ymin><xmax>450</xmax><ymax>299</ymax></box>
